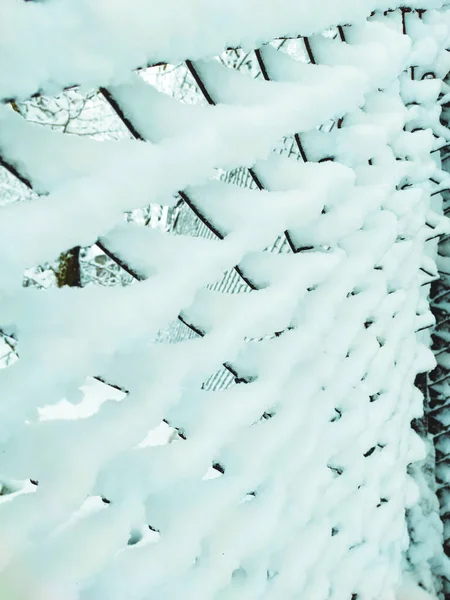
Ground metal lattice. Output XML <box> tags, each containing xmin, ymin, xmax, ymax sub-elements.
<box><xmin>0</xmin><ymin>4</ymin><xmax>450</xmax><ymax>599</ymax></box>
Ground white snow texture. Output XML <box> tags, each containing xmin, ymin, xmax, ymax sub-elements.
<box><xmin>0</xmin><ymin>1</ymin><xmax>450</xmax><ymax>600</ymax></box>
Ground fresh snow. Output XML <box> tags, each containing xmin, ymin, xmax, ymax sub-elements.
<box><xmin>0</xmin><ymin>0</ymin><xmax>444</xmax><ymax>102</ymax></box>
<box><xmin>0</xmin><ymin>2</ymin><xmax>449</xmax><ymax>600</ymax></box>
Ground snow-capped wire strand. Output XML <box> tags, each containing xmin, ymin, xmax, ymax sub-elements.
<box><xmin>0</xmin><ymin>158</ymin><xmax>261</xmax><ymax>386</ymax></box>
<box><xmin>99</xmin><ymin>87</ymin><xmax>260</xmax><ymax>292</ymax></box>
<box><xmin>254</xmin><ymin>48</ymin><xmax>309</xmax><ymax>163</ymax></box>
<box><xmin>185</xmin><ymin>58</ymin><xmax>299</xmax><ymax>253</ymax></box>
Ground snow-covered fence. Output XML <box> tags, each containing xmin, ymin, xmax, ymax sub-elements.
<box><xmin>422</xmin><ymin>58</ymin><xmax>450</xmax><ymax>579</ymax></box>
<box><xmin>1</xmin><ymin>2</ymin><xmax>450</xmax><ymax>599</ymax></box>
